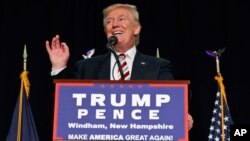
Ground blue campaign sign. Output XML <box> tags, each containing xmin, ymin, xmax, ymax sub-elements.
<box><xmin>53</xmin><ymin>80</ymin><xmax>189</xmax><ymax>141</ymax></box>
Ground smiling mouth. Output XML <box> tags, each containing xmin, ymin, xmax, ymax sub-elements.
<box><xmin>112</xmin><ymin>31</ymin><xmax>123</xmax><ymax>36</ymax></box>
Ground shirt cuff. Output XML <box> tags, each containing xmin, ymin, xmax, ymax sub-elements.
<box><xmin>51</xmin><ymin>67</ymin><xmax>66</xmax><ymax>76</ymax></box>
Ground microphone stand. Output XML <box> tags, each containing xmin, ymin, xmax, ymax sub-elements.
<box><xmin>106</xmin><ymin>43</ymin><xmax>125</xmax><ymax>80</ymax></box>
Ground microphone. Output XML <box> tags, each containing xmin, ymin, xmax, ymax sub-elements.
<box><xmin>106</xmin><ymin>36</ymin><xmax>125</xmax><ymax>80</ymax></box>
<box><xmin>108</xmin><ymin>35</ymin><xmax>118</xmax><ymax>46</ymax></box>
<box><xmin>106</xmin><ymin>36</ymin><xmax>118</xmax><ymax>51</ymax></box>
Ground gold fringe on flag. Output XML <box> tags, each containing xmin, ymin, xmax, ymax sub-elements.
<box><xmin>20</xmin><ymin>70</ymin><xmax>30</xmax><ymax>97</ymax></box>
<box><xmin>215</xmin><ymin>73</ymin><xmax>230</xmax><ymax>141</ymax></box>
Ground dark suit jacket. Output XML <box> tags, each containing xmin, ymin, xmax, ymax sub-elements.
<box><xmin>55</xmin><ymin>51</ymin><xmax>174</xmax><ymax>80</ymax></box>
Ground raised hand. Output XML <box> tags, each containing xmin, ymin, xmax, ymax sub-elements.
<box><xmin>45</xmin><ymin>35</ymin><xmax>70</xmax><ymax>70</ymax></box>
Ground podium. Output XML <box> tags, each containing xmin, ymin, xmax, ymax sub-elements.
<box><xmin>52</xmin><ymin>80</ymin><xmax>190</xmax><ymax>141</ymax></box>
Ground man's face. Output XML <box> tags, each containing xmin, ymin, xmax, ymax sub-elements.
<box><xmin>104</xmin><ymin>8</ymin><xmax>141</xmax><ymax>50</ymax></box>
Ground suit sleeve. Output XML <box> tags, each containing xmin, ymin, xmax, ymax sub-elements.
<box><xmin>158</xmin><ymin>59</ymin><xmax>175</xmax><ymax>80</ymax></box>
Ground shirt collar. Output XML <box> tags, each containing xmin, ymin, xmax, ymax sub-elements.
<box><xmin>115</xmin><ymin>46</ymin><xmax>137</xmax><ymax>59</ymax></box>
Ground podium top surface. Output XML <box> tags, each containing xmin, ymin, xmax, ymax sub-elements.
<box><xmin>54</xmin><ymin>79</ymin><xmax>190</xmax><ymax>84</ymax></box>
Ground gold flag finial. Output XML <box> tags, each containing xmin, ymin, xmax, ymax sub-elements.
<box><xmin>23</xmin><ymin>45</ymin><xmax>27</xmax><ymax>71</ymax></box>
<box><xmin>22</xmin><ymin>45</ymin><xmax>30</xmax><ymax>96</ymax></box>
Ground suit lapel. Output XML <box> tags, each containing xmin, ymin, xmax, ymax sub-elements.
<box><xmin>96</xmin><ymin>53</ymin><xmax>111</xmax><ymax>80</ymax></box>
<box><xmin>131</xmin><ymin>52</ymin><xmax>148</xmax><ymax>80</ymax></box>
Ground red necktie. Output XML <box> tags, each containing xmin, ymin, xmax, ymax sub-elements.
<box><xmin>116</xmin><ymin>54</ymin><xmax>130</xmax><ymax>80</ymax></box>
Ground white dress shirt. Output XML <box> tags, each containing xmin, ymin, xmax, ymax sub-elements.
<box><xmin>110</xmin><ymin>46</ymin><xmax>137</xmax><ymax>80</ymax></box>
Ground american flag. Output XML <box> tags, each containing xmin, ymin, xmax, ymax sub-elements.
<box><xmin>208</xmin><ymin>74</ymin><xmax>233</xmax><ymax>141</ymax></box>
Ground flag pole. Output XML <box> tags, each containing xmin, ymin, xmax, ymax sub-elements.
<box><xmin>215</xmin><ymin>52</ymin><xmax>225</xmax><ymax>141</ymax></box>
<box><xmin>17</xmin><ymin>45</ymin><xmax>28</xmax><ymax>141</ymax></box>
<box><xmin>23</xmin><ymin>45</ymin><xmax>27</xmax><ymax>71</ymax></box>
<box><xmin>206</xmin><ymin>48</ymin><xmax>226</xmax><ymax>141</ymax></box>
<box><xmin>215</xmin><ymin>56</ymin><xmax>220</xmax><ymax>74</ymax></box>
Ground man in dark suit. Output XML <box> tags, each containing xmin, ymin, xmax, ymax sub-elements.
<box><xmin>52</xmin><ymin>51</ymin><xmax>174</xmax><ymax>80</ymax></box>
<box><xmin>45</xmin><ymin>3</ymin><xmax>193</xmax><ymax>130</ymax></box>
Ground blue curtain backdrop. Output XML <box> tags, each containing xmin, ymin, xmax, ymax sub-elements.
<box><xmin>1</xmin><ymin>0</ymin><xmax>249</xmax><ymax>141</ymax></box>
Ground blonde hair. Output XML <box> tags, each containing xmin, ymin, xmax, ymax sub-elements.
<box><xmin>102</xmin><ymin>3</ymin><xmax>141</xmax><ymax>46</ymax></box>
